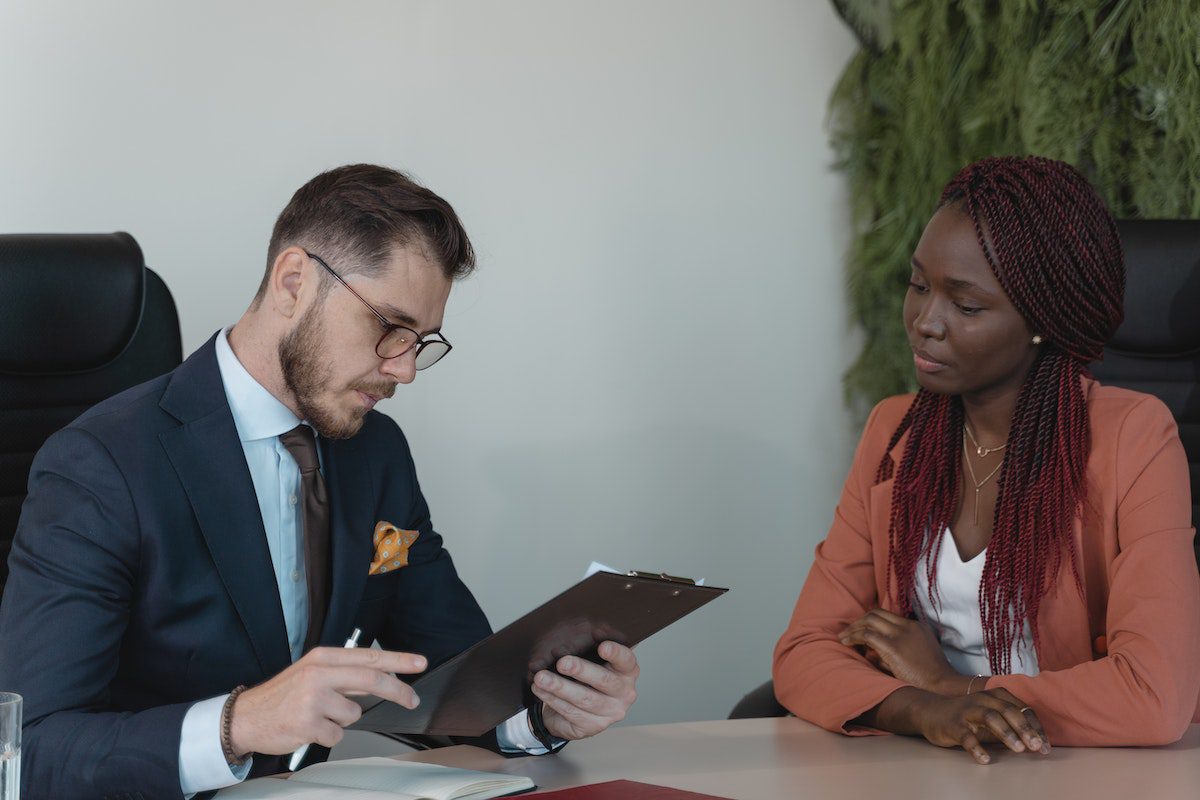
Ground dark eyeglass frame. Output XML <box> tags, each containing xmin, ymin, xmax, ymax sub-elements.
<box><xmin>303</xmin><ymin>250</ymin><xmax>452</xmax><ymax>369</ymax></box>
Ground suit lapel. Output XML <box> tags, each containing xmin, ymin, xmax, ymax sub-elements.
<box><xmin>869</xmin><ymin>429</ymin><xmax>911</xmax><ymax>610</ymax></box>
<box><xmin>869</xmin><ymin>478</ymin><xmax>900</xmax><ymax>609</ymax></box>
<box><xmin>1034</xmin><ymin>514</ymin><xmax>1094</xmax><ymax>670</ymax></box>
<box><xmin>159</xmin><ymin>336</ymin><xmax>292</xmax><ymax>678</ymax></box>
<box><xmin>319</xmin><ymin>436</ymin><xmax>374</xmax><ymax>645</ymax></box>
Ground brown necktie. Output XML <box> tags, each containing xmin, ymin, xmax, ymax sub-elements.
<box><xmin>279</xmin><ymin>424</ymin><xmax>330</xmax><ymax>652</ymax></box>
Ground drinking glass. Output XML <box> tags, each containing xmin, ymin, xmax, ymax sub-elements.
<box><xmin>0</xmin><ymin>692</ymin><xmax>19</xmax><ymax>800</ymax></box>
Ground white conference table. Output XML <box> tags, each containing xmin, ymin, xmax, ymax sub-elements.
<box><xmin>386</xmin><ymin>717</ymin><xmax>1200</xmax><ymax>800</ymax></box>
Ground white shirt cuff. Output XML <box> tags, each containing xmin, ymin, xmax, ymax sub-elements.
<box><xmin>496</xmin><ymin>708</ymin><xmax>563</xmax><ymax>755</ymax></box>
<box><xmin>179</xmin><ymin>694</ymin><xmax>253</xmax><ymax>797</ymax></box>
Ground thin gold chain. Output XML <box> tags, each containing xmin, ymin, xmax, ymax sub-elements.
<box><xmin>962</xmin><ymin>432</ymin><xmax>1005</xmax><ymax>526</ymax></box>
<box><xmin>964</xmin><ymin>422</ymin><xmax>1008</xmax><ymax>458</ymax></box>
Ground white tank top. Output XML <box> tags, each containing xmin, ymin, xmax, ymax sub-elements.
<box><xmin>912</xmin><ymin>527</ymin><xmax>1039</xmax><ymax>677</ymax></box>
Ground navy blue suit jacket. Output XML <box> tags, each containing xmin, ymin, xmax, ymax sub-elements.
<box><xmin>0</xmin><ymin>335</ymin><xmax>493</xmax><ymax>800</ymax></box>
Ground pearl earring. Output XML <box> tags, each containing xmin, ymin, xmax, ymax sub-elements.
<box><xmin>1032</xmin><ymin>335</ymin><xmax>1043</xmax><ymax>345</ymax></box>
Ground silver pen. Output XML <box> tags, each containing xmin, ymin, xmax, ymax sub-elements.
<box><xmin>288</xmin><ymin>627</ymin><xmax>363</xmax><ymax>772</ymax></box>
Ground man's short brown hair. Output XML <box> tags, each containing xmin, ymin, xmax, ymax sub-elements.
<box><xmin>255</xmin><ymin>164</ymin><xmax>475</xmax><ymax>303</ymax></box>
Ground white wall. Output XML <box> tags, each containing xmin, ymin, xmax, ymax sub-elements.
<box><xmin>0</xmin><ymin>1</ymin><xmax>859</xmax><ymax>725</ymax></box>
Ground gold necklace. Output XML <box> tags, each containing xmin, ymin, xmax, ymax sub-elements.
<box><xmin>964</xmin><ymin>422</ymin><xmax>1008</xmax><ymax>458</ymax></box>
<box><xmin>962</xmin><ymin>432</ymin><xmax>1005</xmax><ymax>526</ymax></box>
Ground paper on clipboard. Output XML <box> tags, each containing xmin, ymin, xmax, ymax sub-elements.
<box><xmin>584</xmin><ymin>561</ymin><xmax>706</xmax><ymax>586</ymax></box>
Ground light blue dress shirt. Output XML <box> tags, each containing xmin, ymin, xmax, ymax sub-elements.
<box><xmin>178</xmin><ymin>329</ymin><xmax>544</xmax><ymax>797</ymax></box>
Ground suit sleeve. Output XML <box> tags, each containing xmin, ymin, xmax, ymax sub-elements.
<box><xmin>374</xmin><ymin>426</ymin><xmax>493</xmax><ymax>670</ymax></box>
<box><xmin>0</xmin><ymin>427</ymin><xmax>192</xmax><ymax>800</ymax></box>
<box><xmin>772</xmin><ymin>401</ymin><xmax>911</xmax><ymax>734</ymax></box>
<box><xmin>986</xmin><ymin>397</ymin><xmax>1200</xmax><ymax>745</ymax></box>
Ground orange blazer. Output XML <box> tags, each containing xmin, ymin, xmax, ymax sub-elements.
<box><xmin>773</xmin><ymin>379</ymin><xmax>1200</xmax><ymax>746</ymax></box>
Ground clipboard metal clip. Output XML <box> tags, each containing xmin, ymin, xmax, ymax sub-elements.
<box><xmin>626</xmin><ymin>570</ymin><xmax>697</xmax><ymax>586</ymax></box>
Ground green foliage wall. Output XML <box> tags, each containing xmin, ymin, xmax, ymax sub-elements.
<box><xmin>830</xmin><ymin>0</ymin><xmax>1200</xmax><ymax>406</ymax></box>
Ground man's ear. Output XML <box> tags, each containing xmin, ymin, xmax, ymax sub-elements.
<box><xmin>268</xmin><ymin>247</ymin><xmax>309</xmax><ymax>319</ymax></box>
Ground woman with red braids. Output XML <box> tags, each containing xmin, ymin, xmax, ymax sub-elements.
<box><xmin>773</xmin><ymin>156</ymin><xmax>1200</xmax><ymax>763</ymax></box>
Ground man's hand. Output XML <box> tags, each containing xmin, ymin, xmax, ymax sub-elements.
<box><xmin>840</xmin><ymin>609</ymin><xmax>963</xmax><ymax>694</ymax></box>
<box><xmin>531</xmin><ymin>641</ymin><xmax>639</xmax><ymax>741</ymax></box>
<box><xmin>229</xmin><ymin>647</ymin><xmax>426</xmax><ymax>756</ymax></box>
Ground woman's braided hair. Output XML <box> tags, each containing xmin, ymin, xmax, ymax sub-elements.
<box><xmin>877</xmin><ymin>156</ymin><xmax>1126</xmax><ymax>673</ymax></box>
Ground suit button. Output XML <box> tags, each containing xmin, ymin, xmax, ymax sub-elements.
<box><xmin>291</xmin><ymin>570</ymin><xmax>301</xmax><ymax>582</ymax></box>
<box><xmin>289</xmin><ymin>494</ymin><xmax>298</xmax><ymax>506</ymax></box>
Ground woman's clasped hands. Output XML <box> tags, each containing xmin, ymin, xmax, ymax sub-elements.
<box><xmin>841</xmin><ymin>608</ymin><xmax>1051</xmax><ymax>764</ymax></box>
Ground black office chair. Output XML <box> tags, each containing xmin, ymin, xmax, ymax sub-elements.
<box><xmin>0</xmin><ymin>233</ymin><xmax>182</xmax><ymax>596</ymax></box>
<box><xmin>1091</xmin><ymin>219</ymin><xmax>1200</xmax><ymax>569</ymax></box>
<box><xmin>728</xmin><ymin>680</ymin><xmax>787</xmax><ymax>720</ymax></box>
<box><xmin>729</xmin><ymin>218</ymin><xmax>1200</xmax><ymax>720</ymax></box>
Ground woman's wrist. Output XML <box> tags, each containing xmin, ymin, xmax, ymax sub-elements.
<box><xmin>934</xmin><ymin>671</ymin><xmax>977</xmax><ymax>697</ymax></box>
<box><xmin>856</xmin><ymin>686</ymin><xmax>935</xmax><ymax>736</ymax></box>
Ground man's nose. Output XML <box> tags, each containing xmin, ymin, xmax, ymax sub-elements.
<box><xmin>380</xmin><ymin>348</ymin><xmax>418</xmax><ymax>384</ymax></box>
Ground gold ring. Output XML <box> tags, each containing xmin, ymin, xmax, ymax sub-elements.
<box><xmin>1019</xmin><ymin>706</ymin><xmax>1032</xmax><ymax>714</ymax></box>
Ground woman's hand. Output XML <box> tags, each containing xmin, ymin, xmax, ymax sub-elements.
<box><xmin>910</xmin><ymin>688</ymin><xmax>1051</xmax><ymax>764</ymax></box>
<box><xmin>840</xmin><ymin>608</ymin><xmax>965</xmax><ymax>694</ymax></box>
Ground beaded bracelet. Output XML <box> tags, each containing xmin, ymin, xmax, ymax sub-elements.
<box><xmin>221</xmin><ymin>685</ymin><xmax>250</xmax><ymax>767</ymax></box>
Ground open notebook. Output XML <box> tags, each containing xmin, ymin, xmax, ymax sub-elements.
<box><xmin>215</xmin><ymin>757</ymin><xmax>535</xmax><ymax>800</ymax></box>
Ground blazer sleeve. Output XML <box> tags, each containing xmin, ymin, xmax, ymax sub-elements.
<box><xmin>374</xmin><ymin>424</ymin><xmax>493</xmax><ymax>670</ymax></box>
<box><xmin>987</xmin><ymin>396</ymin><xmax>1200</xmax><ymax>746</ymax></box>
<box><xmin>0</xmin><ymin>427</ymin><xmax>192</xmax><ymax>800</ymax></box>
<box><xmin>772</xmin><ymin>400</ymin><xmax>911</xmax><ymax>734</ymax></box>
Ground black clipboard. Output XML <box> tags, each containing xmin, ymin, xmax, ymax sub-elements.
<box><xmin>349</xmin><ymin>570</ymin><xmax>727</xmax><ymax>737</ymax></box>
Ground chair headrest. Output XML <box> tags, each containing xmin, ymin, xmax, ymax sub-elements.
<box><xmin>0</xmin><ymin>232</ymin><xmax>146</xmax><ymax>375</ymax></box>
<box><xmin>1108</xmin><ymin>219</ymin><xmax>1200</xmax><ymax>358</ymax></box>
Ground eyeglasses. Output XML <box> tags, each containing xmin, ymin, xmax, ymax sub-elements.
<box><xmin>304</xmin><ymin>250</ymin><xmax>452</xmax><ymax>370</ymax></box>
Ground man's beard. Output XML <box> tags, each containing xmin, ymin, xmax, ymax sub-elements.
<box><xmin>279</xmin><ymin>306</ymin><xmax>373</xmax><ymax>440</ymax></box>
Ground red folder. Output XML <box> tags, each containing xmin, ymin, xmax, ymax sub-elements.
<box><xmin>528</xmin><ymin>780</ymin><xmax>734</xmax><ymax>799</ymax></box>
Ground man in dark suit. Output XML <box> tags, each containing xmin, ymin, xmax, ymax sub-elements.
<box><xmin>0</xmin><ymin>165</ymin><xmax>640</xmax><ymax>799</ymax></box>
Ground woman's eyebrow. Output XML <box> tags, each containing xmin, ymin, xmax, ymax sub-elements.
<box><xmin>910</xmin><ymin>256</ymin><xmax>995</xmax><ymax>297</ymax></box>
<box><xmin>946</xmin><ymin>277</ymin><xmax>995</xmax><ymax>296</ymax></box>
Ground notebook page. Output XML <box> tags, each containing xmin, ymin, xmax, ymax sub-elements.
<box><xmin>291</xmin><ymin>757</ymin><xmax>534</xmax><ymax>800</ymax></box>
<box><xmin>216</xmin><ymin>778</ymin><xmax>409</xmax><ymax>799</ymax></box>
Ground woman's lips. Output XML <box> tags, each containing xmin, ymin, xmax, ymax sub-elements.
<box><xmin>912</xmin><ymin>348</ymin><xmax>949</xmax><ymax>373</ymax></box>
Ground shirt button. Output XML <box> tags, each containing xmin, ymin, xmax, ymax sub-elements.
<box><xmin>289</xmin><ymin>494</ymin><xmax>298</xmax><ymax>506</ymax></box>
<box><xmin>291</xmin><ymin>570</ymin><xmax>301</xmax><ymax>582</ymax></box>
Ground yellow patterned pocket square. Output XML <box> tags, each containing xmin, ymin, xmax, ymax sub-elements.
<box><xmin>370</xmin><ymin>521</ymin><xmax>419</xmax><ymax>575</ymax></box>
